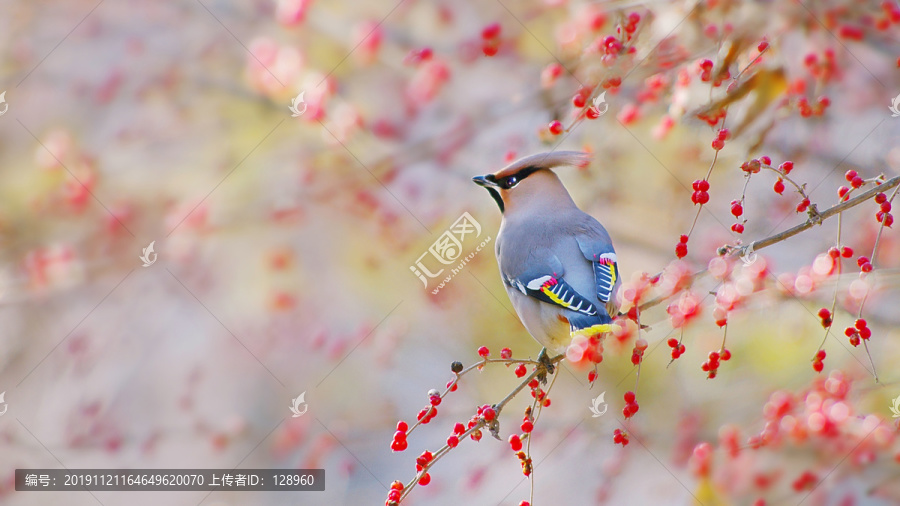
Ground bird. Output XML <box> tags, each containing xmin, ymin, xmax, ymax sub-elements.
<box><xmin>472</xmin><ymin>151</ymin><xmax>620</xmax><ymax>365</ymax></box>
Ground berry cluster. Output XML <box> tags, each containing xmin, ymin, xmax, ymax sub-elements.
<box><xmin>415</xmin><ymin>451</ymin><xmax>434</xmax><ymax>485</ymax></box>
<box><xmin>701</xmin><ymin>349</ymin><xmax>731</xmax><ymax>379</ymax></box>
<box><xmin>386</xmin><ymin>480</ymin><xmax>404</xmax><ymax>505</ymax></box>
<box><xmin>622</xmin><ymin>391</ymin><xmax>639</xmax><ymax>419</ymax></box>
<box><xmin>816</xmin><ymin>308</ymin><xmax>833</xmax><ymax>329</ymax></box>
<box><xmin>391</xmin><ymin>421</ymin><xmax>409</xmax><ymax>451</ymax></box>
<box><xmin>668</xmin><ymin>337</ymin><xmax>686</xmax><ymax>359</ymax></box>
<box><xmin>844</xmin><ymin>319</ymin><xmax>871</xmax><ymax>347</ymax></box>
<box><xmin>508</xmin><ymin>433</ymin><xmax>523</xmax><ymax>451</ymax></box>
<box><xmin>515</xmin><ymin>449</ymin><xmax>533</xmax><ymax>476</ymax></box>
<box><xmin>711</xmin><ymin>128</ymin><xmax>728</xmax><ymax>151</ymax></box>
<box><xmin>613</xmin><ymin>428</ymin><xmax>630</xmax><ymax>446</ymax></box>
<box><xmin>812</xmin><ymin>349</ymin><xmax>826</xmax><ymax>373</ymax></box>
<box><xmin>857</xmin><ymin>255</ymin><xmax>873</xmax><ymax>273</ymax></box>
<box><xmin>875</xmin><ymin>192</ymin><xmax>894</xmax><ymax>227</ymax></box>
<box><xmin>691</xmin><ymin>179</ymin><xmax>710</xmax><ymax>205</ymax></box>
<box><xmin>529</xmin><ymin>378</ymin><xmax>551</xmax><ymax>407</ymax></box>
<box><xmin>631</xmin><ymin>338</ymin><xmax>648</xmax><ymax>365</ymax></box>
<box><xmin>446</xmin><ymin>422</ymin><xmax>465</xmax><ymax>448</ymax></box>
<box><xmin>675</xmin><ymin>233</ymin><xmax>689</xmax><ymax>258</ymax></box>
<box><xmin>481</xmin><ymin>23</ymin><xmax>501</xmax><ymax>56</ymax></box>
<box><xmin>730</xmin><ymin>200</ymin><xmax>745</xmax><ymax>233</ymax></box>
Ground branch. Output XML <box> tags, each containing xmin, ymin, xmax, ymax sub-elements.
<box><xmin>637</xmin><ymin>174</ymin><xmax>900</xmax><ymax>312</ymax></box>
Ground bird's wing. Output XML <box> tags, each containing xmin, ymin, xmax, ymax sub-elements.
<box><xmin>502</xmin><ymin>254</ymin><xmax>599</xmax><ymax>317</ymax></box>
<box><xmin>573</xmin><ymin>221</ymin><xmax>620</xmax><ymax>304</ymax></box>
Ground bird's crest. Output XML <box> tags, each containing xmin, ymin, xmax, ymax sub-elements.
<box><xmin>493</xmin><ymin>151</ymin><xmax>591</xmax><ymax>178</ymax></box>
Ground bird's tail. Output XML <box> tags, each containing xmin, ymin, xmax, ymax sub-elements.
<box><xmin>567</xmin><ymin>310</ymin><xmax>613</xmax><ymax>339</ymax></box>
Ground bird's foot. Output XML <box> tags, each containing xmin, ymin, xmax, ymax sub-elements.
<box><xmin>536</xmin><ymin>348</ymin><xmax>556</xmax><ymax>384</ymax></box>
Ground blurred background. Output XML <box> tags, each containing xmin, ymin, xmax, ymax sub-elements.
<box><xmin>1</xmin><ymin>0</ymin><xmax>899</xmax><ymax>504</ymax></box>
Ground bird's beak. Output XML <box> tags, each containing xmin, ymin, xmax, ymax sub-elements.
<box><xmin>472</xmin><ymin>175</ymin><xmax>498</xmax><ymax>188</ymax></box>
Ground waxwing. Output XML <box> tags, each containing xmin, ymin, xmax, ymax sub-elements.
<box><xmin>473</xmin><ymin>151</ymin><xmax>620</xmax><ymax>357</ymax></box>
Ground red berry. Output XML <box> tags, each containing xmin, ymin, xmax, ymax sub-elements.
<box><xmin>812</xmin><ymin>360</ymin><xmax>824</xmax><ymax>372</ymax></box>
<box><xmin>397</xmin><ymin>421</ymin><xmax>409</xmax><ymax>432</ymax></box>
<box><xmin>861</xmin><ymin>261</ymin><xmax>873</xmax><ymax>273</ymax></box>
<box><xmin>482</xmin><ymin>23</ymin><xmax>501</xmax><ymax>39</ymax></box>
<box><xmin>447</xmin><ymin>435</ymin><xmax>459</xmax><ymax>447</ymax></box>
<box><xmin>454</xmin><ymin>422</ymin><xmax>465</xmax><ymax>434</ymax></box>
<box><xmin>482</xmin><ymin>43</ymin><xmax>499</xmax><ymax>57</ymax></box>
<box><xmin>573</xmin><ymin>93</ymin><xmax>586</xmax><ymax>108</ymax></box>
<box><xmin>521</xmin><ymin>420</ymin><xmax>533</xmax><ymax>433</ymax></box>
<box><xmin>758</xmin><ymin>41</ymin><xmax>769</xmax><ymax>52</ymax></box>
<box><xmin>587</xmin><ymin>370</ymin><xmax>597</xmax><ymax>383</ymax></box>
<box><xmin>841</xmin><ymin>246</ymin><xmax>853</xmax><ymax>258</ymax></box>
<box><xmin>731</xmin><ymin>203</ymin><xmax>743</xmax><ymax>217</ymax></box>
<box><xmin>700</xmin><ymin>59</ymin><xmax>714</xmax><ymax>70</ymax></box>
<box><xmin>748</xmin><ymin>159</ymin><xmax>761</xmax><ymax>173</ymax></box>
<box><xmin>418</xmin><ymin>472</ymin><xmax>431</xmax><ymax>485</ymax></box>
<box><xmin>391</xmin><ymin>439</ymin><xmax>408</xmax><ymax>451</ymax></box>
<box><xmin>482</xmin><ymin>407</ymin><xmax>496</xmax><ymax>421</ymax></box>
<box><xmin>817</xmin><ymin>308</ymin><xmax>831</xmax><ymax>320</ymax></box>
<box><xmin>838</xmin><ymin>186</ymin><xmax>850</xmax><ymax>200</ymax></box>
<box><xmin>549</xmin><ymin>120</ymin><xmax>564</xmax><ymax>135</ymax></box>
<box><xmin>881</xmin><ymin>201</ymin><xmax>892</xmax><ymax>213</ymax></box>
<box><xmin>586</xmin><ymin>106</ymin><xmax>601</xmax><ymax>119</ymax></box>
<box><xmin>697</xmin><ymin>191</ymin><xmax>709</xmax><ymax>204</ymax></box>
<box><xmin>849</xmin><ymin>335</ymin><xmax>860</xmax><ymax>346</ymax></box>
<box><xmin>680</xmin><ymin>234</ymin><xmax>689</xmax><ymax>243</ymax></box>
<box><xmin>760</xmin><ymin>155</ymin><xmax>772</xmax><ymax>165</ymax></box>
<box><xmin>394</xmin><ymin>430</ymin><xmax>407</xmax><ymax>442</ymax></box>
<box><xmin>857</xmin><ymin>255</ymin><xmax>870</xmax><ymax>267</ymax></box>
<box><xmin>851</xmin><ymin>176</ymin><xmax>864</xmax><ymax>189</ymax></box>
<box><xmin>624</xmin><ymin>391</ymin><xmax>636</xmax><ymax>403</ymax></box>
<box><xmin>717</xmin><ymin>128</ymin><xmax>730</xmax><ymax>141</ymax></box>
<box><xmin>828</xmin><ymin>247</ymin><xmax>840</xmax><ymax>258</ymax></box>
<box><xmin>477</xmin><ymin>346</ymin><xmax>490</xmax><ymax>358</ymax></box>
<box><xmin>514</xmin><ymin>364</ymin><xmax>527</xmax><ymax>377</ymax></box>
<box><xmin>698</xmin><ymin>180</ymin><xmax>710</xmax><ymax>191</ymax></box>
<box><xmin>860</xmin><ymin>327</ymin><xmax>872</xmax><ymax>339</ymax></box>
<box><xmin>885</xmin><ymin>213</ymin><xmax>894</xmax><ymax>227</ymax></box>
<box><xmin>815</xmin><ymin>349</ymin><xmax>826</xmax><ymax>360</ymax></box>
<box><xmin>796</xmin><ymin>198</ymin><xmax>810</xmax><ymax>213</ymax></box>
<box><xmin>501</xmin><ymin>347</ymin><xmax>512</xmax><ymax>359</ymax></box>
<box><xmin>711</xmin><ymin>139</ymin><xmax>725</xmax><ymax>151</ymax></box>
<box><xmin>855</xmin><ymin>318</ymin><xmax>867</xmax><ymax>329</ymax></box>
<box><xmin>667</xmin><ymin>338</ymin><xmax>678</xmax><ymax>347</ymax></box>
<box><xmin>780</xmin><ymin>161</ymin><xmax>794</xmax><ymax>174</ymax></box>
<box><xmin>720</xmin><ymin>349</ymin><xmax>731</xmax><ymax>361</ymax></box>
<box><xmin>509</xmin><ymin>434</ymin><xmax>523</xmax><ymax>451</ymax></box>
<box><xmin>875</xmin><ymin>192</ymin><xmax>887</xmax><ymax>204</ymax></box>
<box><xmin>774</xmin><ymin>179</ymin><xmax>785</xmax><ymax>194</ymax></box>
<box><xmin>845</xmin><ymin>169</ymin><xmax>858</xmax><ymax>182</ymax></box>
<box><xmin>675</xmin><ymin>242</ymin><xmax>688</xmax><ymax>258</ymax></box>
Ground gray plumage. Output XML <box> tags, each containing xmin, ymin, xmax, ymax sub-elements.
<box><xmin>473</xmin><ymin>151</ymin><xmax>620</xmax><ymax>355</ymax></box>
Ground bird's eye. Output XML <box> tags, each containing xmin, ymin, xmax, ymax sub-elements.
<box><xmin>504</xmin><ymin>176</ymin><xmax>518</xmax><ymax>188</ymax></box>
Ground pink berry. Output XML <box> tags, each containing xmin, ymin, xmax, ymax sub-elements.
<box><xmin>758</xmin><ymin>41</ymin><xmax>769</xmax><ymax>52</ymax></box>
<box><xmin>780</xmin><ymin>161</ymin><xmax>794</xmax><ymax>174</ymax></box>
<box><xmin>500</xmin><ymin>347</ymin><xmax>512</xmax><ymax>359</ymax></box>
<box><xmin>760</xmin><ymin>155</ymin><xmax>772</xmax><ymax>165</ymax></box>
<box><xmin>712</xmin><ymin>139</ymin><xmax>725</xmax><ymax>150</ymax></box>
